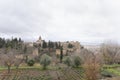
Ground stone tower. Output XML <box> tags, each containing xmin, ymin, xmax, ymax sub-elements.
<box><xmin>36</xmin><ymin>36</ymin><xmax>43</xmax><ymax>47</ymax></box>
<box><xmin>39</xmin><ymin>36</ymin><xmax>42</xmax><ymax>41</ymax></box>
<box><xmin>36</xmin><ymin>36</ymin><xmax>42</xmax><ymax>42</ymax></box>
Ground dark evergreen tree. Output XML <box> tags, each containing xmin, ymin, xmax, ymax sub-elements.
<box><xmin>23</xmin><ymin>45</ymin><xmax>27</xmax><ymax>54</ymax></box>
<box><xmin>0</xmin><ymin>38</ymin><xmax>5</xmax><ymax>48</ymax></box>
<box><xmin>23</xmin><ymin>45</ymin><xmax>28</xmax><ymax>62</ymax></box>
<box><xmin>55</xmin><ymin>42</ymin><xmax>61</xmax><ymax>49</ymax></box>
<box><xmin>55</xmin><ymin>42</ymin><xmax>59</xmax><ymax>49</ymax></box>
<box><xmin>0</xmin><ymin>37</ymin><xmax>23</xmax><ymax>50</ymax></box>
<box><xmin>18</xmin><ymin>38</ymin><xmax>22</xmax><ymax>42</ymax></box>
<box><xmin>68</xmin><ymin>43</ymin><xmax>73</xmax><ymax>48</ymax></box>
<box><xmin>48</xmin><ymin>40</ymin><xmax>54</xmax><ymax>48</ymax></box>
<box><xmin>60</xmin><ymin>46</ymin><xmax>63</xmax><ymax>63</ymax></box>
<box><xmin>42</xmin><ymin>40</ymin><xmax>47</xmax><ymax>48</ymax></box>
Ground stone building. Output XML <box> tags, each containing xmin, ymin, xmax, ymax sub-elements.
<box><xmin>26</xmin><ymin>36</ymin><xmax>82</xmax><ymax>56</ymax></box>
<box><xmin>31</xmin><ymin>36</ymin><xmax>44</xmax><ymax>48</ymax></box>
<box><xmin>55</xmin><ymin>41</ymin><xmax>82</xmax><ymax>55</ymax></box>
<box><xmin>56</xmin><ymin>49</ymin><xmax>67</xmax><ymax>55</ymax></box>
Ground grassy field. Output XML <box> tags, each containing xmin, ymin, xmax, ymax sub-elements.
<box><xmin>100</xmin><ymin>64</ymin><xmax>120</xmax><ymax>80</ymax></box>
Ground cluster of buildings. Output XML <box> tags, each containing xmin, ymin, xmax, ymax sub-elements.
<box><xmin>30</xmin><ymin>36</ymin><xmax>82</xmax><ymax>56</ymax></box>
<box><xmin>14</xmin><ymin>36</ymin><xmax>83</xmax><ymax>60</ymax></box>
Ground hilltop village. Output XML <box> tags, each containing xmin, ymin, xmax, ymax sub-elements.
<box><xmin>0</xmin><ymin>36</ymin><xmax>84</xmax><ymax>62</ymax></box>
<box><xmin>25</xmin><ymin>36</ymin><xmax>83</xmax><ymax>60</ymax></box>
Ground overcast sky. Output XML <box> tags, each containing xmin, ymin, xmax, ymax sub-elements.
<box><xmin>0</xmin><ymin>0</ymin><xmax>120</xmax><ymax>44</ymax></box>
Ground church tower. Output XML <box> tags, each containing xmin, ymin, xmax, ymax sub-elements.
<box><xmin>36</xmin><ymin>36</ymin><xmax>43</xmax><ymax>47</ymax></box>
<box><xmin>39</xmin><ymin>36</ymin><xmax>42</xmax><ymax>41</ymax></box>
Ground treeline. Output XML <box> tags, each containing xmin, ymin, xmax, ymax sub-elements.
<box><xmin>36</xmin><ymin>40</ymin><xmax>61</xmax><ymax>49</ymax></box>
<box><xmin>0</xmin><ymin>37</ymin><xmax>23</xmax><ymax>49</ymax></box>
<box><xmin>41</xmin><ymin>40</ymin><xmax>74</xmax><ymax>49</ymax></box>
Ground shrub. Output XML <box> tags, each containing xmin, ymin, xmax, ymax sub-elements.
<box><xmin>101</xmin><ymin>70</ymin><xmax>112</xmax><ymax>78</ymax></box>
<box><xmin>27</xmin><ymin>59</ymin><xmax>35</xmax><ymax>66</ymax></box>
<box><xmin>73</xmin><ymin>56</ymin><xmax>81</xmax><ymax>67</ymax></box>
<box><xmin>40</xmin><ymin>54</ymin><xmax>51</xmax><ymax>69</ymax></box>
<box><xmin>82</xmin><ymin>55</ymin><xmax>101</xmax><ymax>80</ymax></box>
<box><xmin>63</xmin><ymin>56</ymin><xmax>72</xmax><ymax>66</ymax></box>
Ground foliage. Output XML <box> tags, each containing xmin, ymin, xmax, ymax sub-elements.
<box><xmin>48</xmin><ymin>40</ymin><xmax>54</xmax><ymax>48</ymax></box>
<box><xmin>23</xmin><ymin>45</ymin><xmax>27</xmax><ymax>54</ymax></box>
<box><xmin>103</xmin><ymin>64</ymin><xmax>120</xmax><ymax>69</ymax></box>
<box><xmin>42</xmin><ymin>40</ymin><xmax>47</xmax><ymax>48</ymax></box>
<box><xmin>27</xmin><ymin>59</ymin><xmax>35</xmax><ymax>66</ymax></box>
<box><xmin>0</xmin><ymin>37</ymin><xmax>23</xmax><ymax>50</ymax></box>
<box><xmin>40</xmin><ymin>54</ymin><xmax>51</xmax><ymax>69</ymax></box>
<box><xmin>101</xmin><ymin>69</ymin><xmax>113</xmax><ymax>77</ymax></box>
<box><xmin>68</xmin><ymin>43</ymin><xmax>73</xmax><ymax>48</ymax></box>
<box><xmin>73</xmin><ymin>56</ymin><xmax>81</xmax><ymax>67</ymax></box>
<box><xmin>60</xmin><ymin>46</ymin><xmax>63</xmax><ymax>63</ymax></box>
<box><xmin>0</xmin><ymin>38</ymin><xmax>5</xmax><ymax>48</ymax></box>
<box><xmin>106</xmin><ymin>68</ymin><xmax>120</xmax><ymax>76</ymax></box>
<box><xmin>63</xmin><ymin>56</ymin><xmax>72</xmax><ymax>66</ymax></box>
<box><xmin>55</xmin><ymin>42</ymin><xmax>61</xmax><ymax>49</ymax></box>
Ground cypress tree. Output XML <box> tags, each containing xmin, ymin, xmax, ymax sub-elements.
<box><xmin>60</xmin><ymin>46</ymin><xmax>63</xmax><ymax>63</ymax></box>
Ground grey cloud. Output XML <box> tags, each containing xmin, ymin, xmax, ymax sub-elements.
<box><xmin>0</xmin><ymin>0</ymin><xmax>120</xmax><ymax>43</ymax></box>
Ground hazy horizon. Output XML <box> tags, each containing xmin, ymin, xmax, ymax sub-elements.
<box><xmin>0</xmin><ymin>0</ymin><xmax>120</xmax><ymax>44</ymax></box>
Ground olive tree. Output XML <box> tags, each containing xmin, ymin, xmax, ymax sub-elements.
<box><xmin>63</xmin><ymin>56</ymin><xmax>72</xmax><ymax>67</ymax></box>
<box><xmin>40</xmin><ymin>54</ymin><xmax>51</xmax><ymax>69</ymax></box>
<box><xmin>73</xmin><ymin>56</ymin><xmax>82</xmax><ymax>67</ymax></box>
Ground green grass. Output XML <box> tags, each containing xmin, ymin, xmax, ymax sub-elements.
<box><xmin>101</xmin><ymin>64</ymin><xmax>120</xmax><ymax>76</ymax></box>
<box><xmin>0</xmin><ymin>65</ymin><xmax>58</xmax><ymax>71</ymax></box>
<box><xmin>0</xmin><ymin>66</ymin><xmax>42</xmax><ymax>71</ymax></box>
<box><xmin>0</xmin><ymin>66</ymin><xmax>8</xmax><ymax>70</ymax></box>
<box><xmin>103</xmin><ymin>64</ymin><xmax>120</xmax><ymax>68</ymax></box>
<box><xmin>105</xmin><ymin>68</ymin><xmax>120</xmax><ymax>76</ymax></box>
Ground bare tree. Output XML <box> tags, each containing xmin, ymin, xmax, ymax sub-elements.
<box><xmin>100</xmin><ymin>41</ymin><xmax>120</xmax><ymax>64</ymax></box>
<box><xmin>14</xmin><ymin>58</ymin><xmax>24</xmax><ymax>69</ymax></box>
<box><xmin>79</xmin><ymin>48</ymin><xmax>94</xmax><ymax>63</ymax></box>
<box><xmin>0</xmin><ymin>52</ymin><xmax>16</xmax><ymax>73</ymax></box>
<box><xmin>83</xmin><ymin>53</ymin><xmax>102</xmax><ymax>80</ymax></box>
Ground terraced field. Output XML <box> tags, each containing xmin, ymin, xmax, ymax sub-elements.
<box><xmin>0</xmin><ymin>68</ymin><xmax>84</xmax><ymax>80</ymax></box>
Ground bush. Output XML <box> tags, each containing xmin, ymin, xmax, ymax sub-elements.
<box><xmin>27</xmin><ymin>59</ymin><xmax>35</xmax><ymax>66</ymax></box>
<box><xmin>73</xmin><ymin>56</ymin><xmax>81</xmax><ymax>67</ymax></box>
<box><xmin>40</xmin><ymin>54</ymin><xmax>51</xmax><ymax>69</ymax></box>
<box><xmin>101</xmin><ymin>70</ymin><xmax>112</xmax><ymax>78</ymax></box>
<box><xmin>63</xmin><ymin>56</ymin><xmax>72</xmax><ymax>66</ymax></box>
<box><xmin>82</xmin><ymin>55</ymin><xmax>101</xmax><ymax>80</ymax></box>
